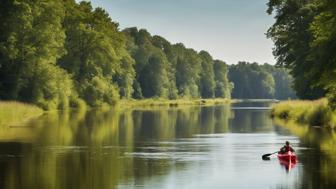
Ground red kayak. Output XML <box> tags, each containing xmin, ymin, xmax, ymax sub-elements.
<box><xmin>277</xmin><ymin>151</ymin><xmax>297</xmax><ymax>163</ymax></box>
<box><xmin>278</xmin><ymin>151</ymin><xmax>297</xmax><ymax>171</ymax></box>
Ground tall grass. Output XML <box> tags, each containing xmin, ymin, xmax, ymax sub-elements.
<box><xmin>271</xmin><ymin>98</ymin><xmax>336</xmax><ymax>128</ymax></box>
<box><xmin>0</xmin><ymin>101</ymin><xmax>43</xmax><ymax>127</ymax></box>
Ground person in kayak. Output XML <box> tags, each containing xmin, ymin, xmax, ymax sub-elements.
<box><xmin>279</xmin><ymin>141</ymin><xmax>295</xmax><ymax>154</ymax></box>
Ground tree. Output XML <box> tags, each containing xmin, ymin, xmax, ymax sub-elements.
<box><xmin>59</xmin><ymin>1</ymin><xmax>131</xmax><ymax>106</ymax></box>
<box><xmin>174</xmin><ymin>45</ymin><xmax>202</xmax><ymax>98</ymax></box>
<box><xmin>262</xmin><ymin>64</ymin><xmax>296</xmax><ymax>99</ymax></box>
<box><xmin>124</xmin><ymin>28</ymin><xmax>174</xmax><ymax>98</ymax></box>
<box><xmin>0</xmin><ymin>0</ymin><xmax>237</xmax><ymax>108</ymax></box>
<box><xmin>199</xmin><ymin>51</ymin><xmax>216</xmax><ymax>98</ymax></box>
<box><xmin>0</xmin><ymin>0</ymin><xmax>73</xmax><ymax>110</ymax></box>
<box><xmin>213</xmin><ymin>60</ymin><xmax>232</xmax><ymax>98</ymax></box>
<box><xmin>310</xmin><ymin>0</ymin><xmax>336</xmax><ymax>108</ymax></box>
<box><xmin>139</xmin><ymin>53</ymin><xmax>169</xmax><ymax>98</ymax></box>
<box><xmin>266</xmin><ymin>0</ymin><xmax>325</xmax><ymax>99</ymax></box>
<box><xmin>229</xmin><ymin>62</ymin><xmax>288</xmax><ymax>99</ymax></box>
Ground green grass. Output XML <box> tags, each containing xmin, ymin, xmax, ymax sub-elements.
<box><xmin>0</xmin><ymin>101</ymin><xmax>43</xmax><ymax>127</ymax></box>
<box><xmin>271</xmin><ymin>98</ymin><xmax>336</xmax><ymax>128</ymax></box>
<box><xmin>117</xmin><ymin>98</ymin><xmax>233</xmax><ymax>108</ymax></box>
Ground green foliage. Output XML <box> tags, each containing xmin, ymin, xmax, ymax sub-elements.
<box><xmin>266</xmin><ymin>0</ymin><xmax>327</xmax><ymax>100</ymax></box>
<box><xmin>213</xmin><ymin>60</ymin><xmax>232</xmax><ymax>98</ymax></box>
<box><xmin>80</xmin><ymin>76</ymin><xmax>119</xmax><ymax>107</ymax></box>
<box><xmin>33</xmin><ymin>63</ymin><xmax>73</xmax><ymax>110</ymax></box>
<box><xmin>69</xmin><ymin>97</ymin><xmax>87</xmax><ymax>110</ymax></box>
<box><xmin>174</xmin><ymin>45</ymin><xmax>202</xmax><ymax>98</ymax></box>
<box><xmin>229</xmin><ymin>62</ymin><xmax>273</xmax><ymax>99</ymax></box>
<box><xmin>309</xmin><ymin>0</ymin><xmax>336</xmax><ymax>109</ymax></box>
<box><xmin>114</xmin><ymin>55</ymin><xmax>135</xmax><ymax>98</ymax></box>
<box><xmin>124</xmin><ymin>29</ymin><xmax>170</xmax><ymax>98</ymax></box>
<box><xmin>0</xmin><ymin>101</ymin><xmax>43</xmax><ymax>127</ymax></box>
<box><xmin>0</xmin><ymin>0</ymin><xmax>72</xmax><ymax>110</ymax></box>
<box><xmin>123</xmin><ymin>28</ymin><xmax>231</xmax><ymax>99</ymax></box>
<box><xmin>229</xmin><ymin>62</ymin><xmax>295</xmax><ymax>99</ymax></box>
<box><xmin>199</xmin><ymin>51</ymin><xmax>215</xmax><ymax>98</ymax></box>
<box><xmin>267</xmin><ymin>0</ymin><xmax>336</xmax><ymax>108</ymax></box>
<box><xmin>271</xmin><ymin>99</ymin><xmax>336</xmax><ymax>128</ymax></box>
<box><xmin>262</xmin><ymin>64</ymin><xmax>296</xmax><ymax>99</ymax></box>
<box><xmin>1</xmin><ymin>0</ymin><xmax>299</xmax><ymax>110</ymax></box>
<box><xmin>59</xmin><ymin>1</ymin><xmax>127</xmax><ymax>106</ymax></box>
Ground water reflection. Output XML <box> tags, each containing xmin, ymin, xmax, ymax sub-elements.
<box><xmin>0</xmin><ymin>106</ymin><xmax>232</xmax><ymax>189</ymax></box>
<box><xmin>0</xmin><ymin>103</ymin><xmax>334</xmax><ymax>189</ymax></box>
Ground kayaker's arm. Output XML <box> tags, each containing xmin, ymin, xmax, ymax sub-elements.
<box><xmin>279</xmin><ymin>146</ymin><xmax>286</xmax><ymax>153</ymax></box>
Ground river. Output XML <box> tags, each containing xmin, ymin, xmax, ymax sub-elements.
<box><xmin>0</xmin><ymin>101</ymin><xmax>335</xmax><ymax>189</ymax></box>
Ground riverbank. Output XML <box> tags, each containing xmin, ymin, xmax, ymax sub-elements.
<box><xmin>0</xmin><ymin>101</ymin><xmax>43</xmax><ymax>127</ymax></box>
<box><xmin>118</xmin><ymin>98</ymin><xmax>233</xmax><ymax>108</ymax></box>
<box><xmin>271</xmin><ymin>99</ymin><xmax>336</xmax><ymax>128</ymax></box>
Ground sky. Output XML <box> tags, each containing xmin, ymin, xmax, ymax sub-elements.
<box><xmin>87</xmin><ymin>0</ymin><xmax>275</xmax><ymax>65</ymax></box>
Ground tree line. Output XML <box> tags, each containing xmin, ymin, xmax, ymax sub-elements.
<box><xmin>229</xmin><ymin>62</ymin><xmax>296</xmax><ymax>99</ymax></box>
<box><xmin>0</xmin><ymin>0</ymin><xmax>294</xmax><ymax>110</ymax></box>
<box><xmin>267</xmin><ymin>0</ymin><xmax>336</xmax><ymax>108</ymax></box>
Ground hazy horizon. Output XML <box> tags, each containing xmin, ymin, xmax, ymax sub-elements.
<box><xmin>86</xmin><ymin>0</ymin><xmax>275</xmax><ymax>65</ymax></box>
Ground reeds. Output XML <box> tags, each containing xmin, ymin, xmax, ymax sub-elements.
<box><xmin>0</xmin><ymin>101</ymin><xmax>43</xmax><ymax>127</ymax></box>
<box><xmin>271</xmin><ymin>98</ymin><xmax>336</xmax><ymax>128</ymax></box>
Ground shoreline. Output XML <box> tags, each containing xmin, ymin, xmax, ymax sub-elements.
<box><xmin>117</xmin><ymin>98</ymin><xmax>234</xmax><ymax>108</ymax></box>
<box><xmin>0</xmin><ymin>101</ymin><xmax>44</xmax><ymax>127</ymax></box>
<box><xmin>271</xmin><ymin>98</ymin><xmax>336</xmax><ymax>129</ymax></box>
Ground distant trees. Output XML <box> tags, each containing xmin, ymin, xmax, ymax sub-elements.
<box><xmin>229</xmin><ymin>62</ymin><xmax>296</xmax><ymax>99</ymax></box>
<box><xmin>0</xmin><ymin>0</ymin><xmax>233</xmax><ymax>109</ymax></box>
<box><xmin>199</xmin><ymin>51</ymin><xmax>216</xmax><ymax>98</ymax></box>
<box><xmin>123</xmin><ymin>28</ymin><xmax>233</xmax><ymax>100</ymax></box>
<box><xmin>214</xmin><ymin>60</ymin><xmax>232</xmax><ymax>98</ymax></box>
<box><xmin>123</xmin><ymin>28</ymin><xmax>170</xmax><ymax>98</ymax></box>
<box><xmin>263</xmin><ymin>64</ymin><xmax>296</xmax><ymax>100</ymax></box>
<box><xmin>174</xmin><ymin>44</ymin><xmax>202</xmax><ymax>98</ymax></box>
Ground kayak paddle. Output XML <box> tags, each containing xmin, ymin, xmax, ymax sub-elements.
<box><xmin>262</xmin><ymin>151</ymin><xmax>278</xmax><ymax>160</ymax></box>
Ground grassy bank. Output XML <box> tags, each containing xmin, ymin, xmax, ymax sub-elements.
<box><xmin>271</xmin><ymin>99</ymin><xmax>336</xmax><ymax>128</ymax></box>
<box><xmin>0</xmin><ymin>101</ymin><xmax>43</xmax><ymax>127</ymax></box>
<box><xmin>118</xmin><ymin>98</ymin><xmax>233</xmax><ymax>108</ymax></box>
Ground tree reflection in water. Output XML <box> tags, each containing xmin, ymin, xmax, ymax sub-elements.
<box><xmin>0</xmin><ymin>103</ymin><xmax>335</xmax><ymax>189</ymax></box>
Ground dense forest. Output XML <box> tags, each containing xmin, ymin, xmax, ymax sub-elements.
<box><xmin>229</xmin><ymin>62</ymin><xmax>296</xmax><ymax>99</ymax></box>
<box><xmin>267</xmin><ymin>0</ymin><xmax>336</xmax><ymax>108</ymax></box>
<box><xmin>0</xmin><ymin>0</ymin><xmax>294</xmax><ymax>110</ymax></box>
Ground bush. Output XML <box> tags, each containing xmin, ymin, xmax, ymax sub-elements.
<box><xmin>69</xmin><ymin>97</ymin><xmax>87</xmax><ymax>110</ymax></box>
<box><xmin>80</xmin><ymin>76</ymin><xmax>120</xmax><ymax>107</ymax></box>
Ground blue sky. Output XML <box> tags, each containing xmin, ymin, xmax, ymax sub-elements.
<box><xmin>87</xmin><ymin>0</ymin><xmax>275</xmax><ymax>64</ymax></box>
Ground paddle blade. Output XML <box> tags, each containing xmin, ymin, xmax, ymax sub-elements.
<box><xmin>262</xmin><ymin>151</ymin><xmax>279</xmax><ymax>160</ymax></box>
<box><xmin>262</xmin><ymin>153</ymin><xmax>272</xmax><ymax>160</ymax></box>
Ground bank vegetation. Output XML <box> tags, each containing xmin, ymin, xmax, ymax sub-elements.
<box><xmin>0</xmin><ymin>101</ymin><xmax>43</xmax><ymax>127</ymax></box>
<box><xmin>271</xmin><ymin>99</ymin><xmax>336</xmax><ymax>129</ymax></box>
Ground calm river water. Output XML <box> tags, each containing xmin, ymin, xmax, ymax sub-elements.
<box><xmin>0</xmin><ymin>101</ymin><xmax>335</xmax><ymax>189</ymax></box>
